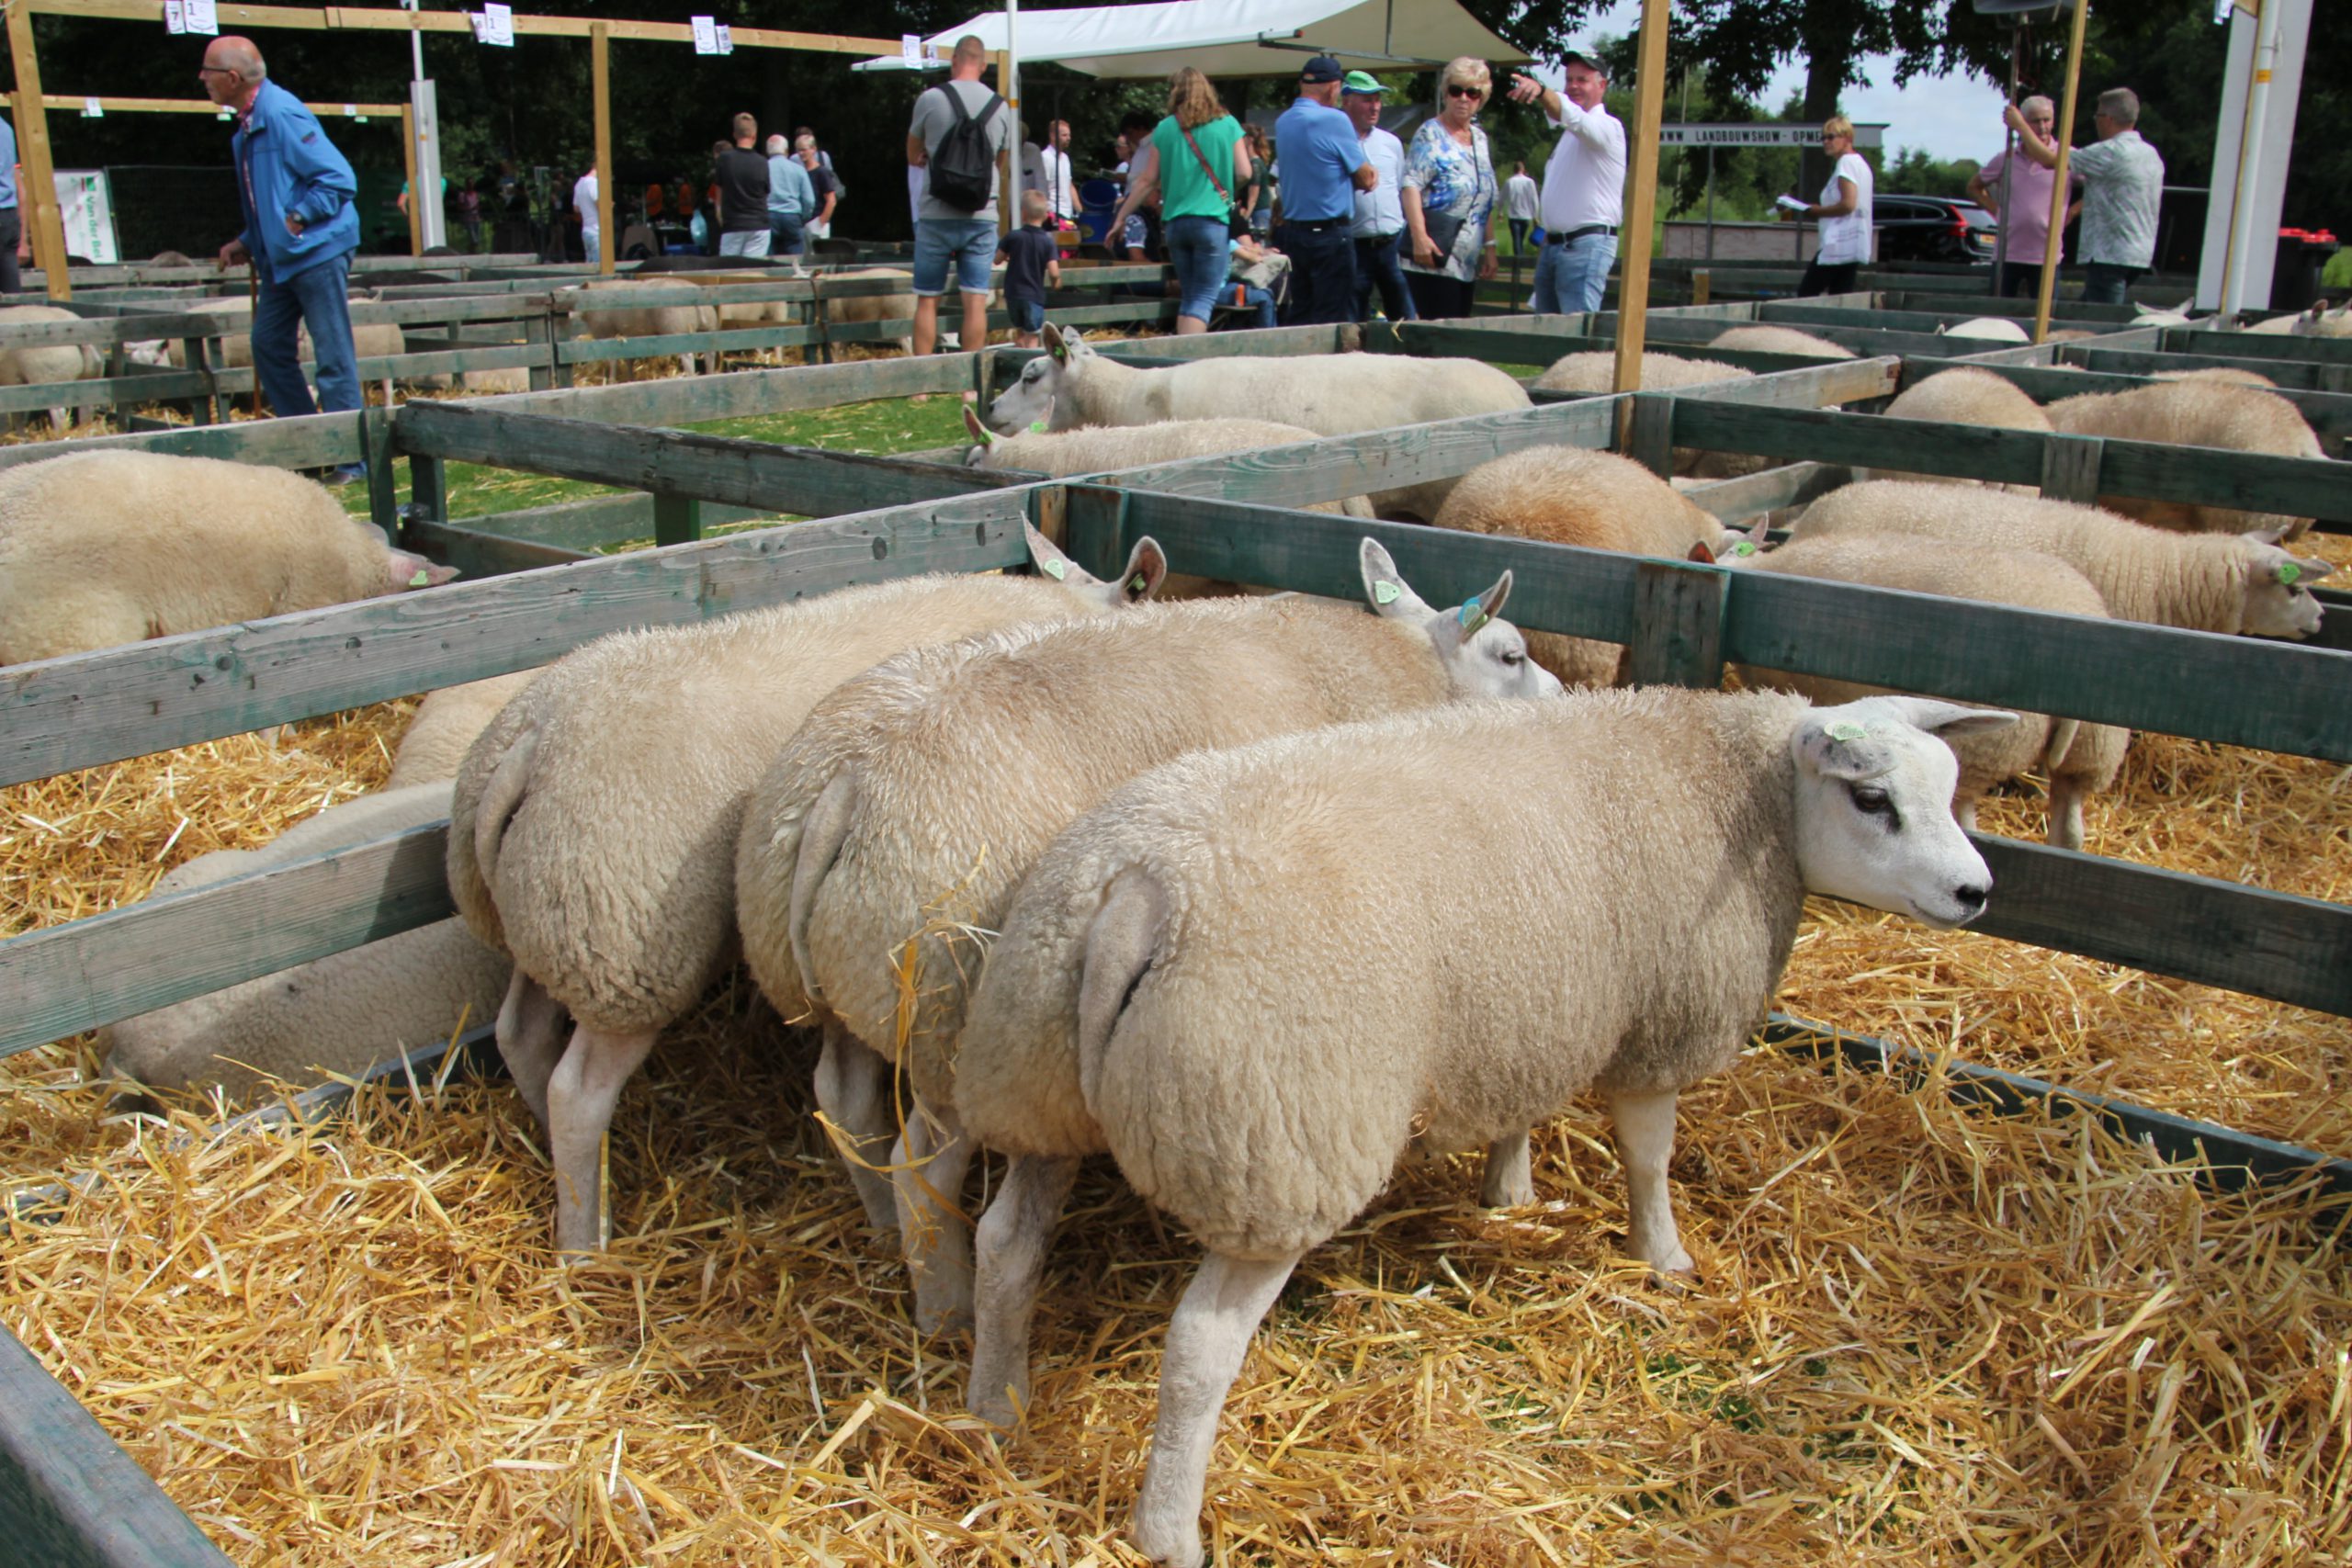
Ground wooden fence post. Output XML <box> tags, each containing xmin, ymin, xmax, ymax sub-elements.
<box><xmin>592</xmin><ymin>23</ymin><xmax>615</xmax><ymax>276</ymax></box>
<box><xmin>1623</xmin><ymin>558</ymin><xmax>1726</xmax><ymax>690</ymax></box>
<box><xmin>653</xmin><ymin>492</ymin><xmax>703</xmax><ymax>546</ymax></box>
<box><xmin>1621</xmin><ymin>390</ymin><xmax>1677</xmax><ymax>478</ymax></box>
<box><xmin>2038</xmin><ymin>432</ymin><xmax>2105</xmax><ymax>505</ymax></box>
<box><xmin>5</xmin><ymin>5</ymin><xmax>73</xmax><ymax>300</ymax></box>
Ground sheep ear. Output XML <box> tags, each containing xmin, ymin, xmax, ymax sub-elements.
<box><xmin>1795</xmin><ymin>711</ymin><xmax>1894</xmax><ymax>783</ymax></box>
<box><xmin>1116</xmin><ymin>536</ymin><xmax>1168</xmax><ymax>602</ymax></box>
<box><xmin>1877</xmin><ymin>696</ymin><xmax>2020</xmax><ymax>739</ymax></box>
<box><xmin>1360</xmin><ymin>537</ymin><xmax>1430</xmax><ymax>620</ymax></box>
<box><xmin>1023</xmin><ymin>520</ymin><xmax>1077</xmax><ymax>581</ymax></box>
<box><xmin>1045</xmin><ymin>323</ymin><xmax>1069</xmax><ymax>363</ymax></box>
<box><xmin>2284</xmin><ymin>555</ymin><xmax>2335</xmax><ymax>585</ymax></box>
<box><xmin>1687</xmin><ymin>540</ymin><xmax>1717</xmax><ymax>564</ymax></box>
<box><xmin>1468</xmin><ymin>568</ymin><xmax>1512</xmax><ymax>631</ymax></box>
<box><xmin>962</xmin><ymin>405</ymin><xmax>995</xmax><ymax>446</ymax></box>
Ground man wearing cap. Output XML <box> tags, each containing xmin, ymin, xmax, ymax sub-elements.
<box><xmin>1342</xmin><ymin>72</ymin><xmax>1414</xmax><ymax>323</ymax></box>
<box><xmin>1274</xmin><ymin>55</ymin><xmax>1376</xmax><ymax>326</ymax></box>
<box><xmin>1506</xmin><ymin>49</ymin><xmax>1624</xmax><ymax>315</ymax></box>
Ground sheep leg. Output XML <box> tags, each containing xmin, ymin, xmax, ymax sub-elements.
<box><xmin>968</xmin><ymin>1154</ymin><xmax>1080</xmax><ymax>1427</ymax></box>
<box><xmin>893</xmin><ymin>1099</ymin><xmax>978</xmax><ymax>1332</ymax></box>
<box><xmin>545</xmin><ymin>1023</ymin><xmax>659</xmax><ymax>1255</ymax></box>
<box><xmin>494</xmin><ymin>970</ymin><xmax>571</xmax><ymax>1134</ymax></box>
<box><xmin>1130</xmin><ymin>1248</ymin><xmax>1304</xmax><ymax>1568</ymax></box>
<box><xmin>2047</xmin><ymin>775</ymin><xmax>2088</xmax><ymax>852</ymax></box>
<box><xmin>812</xmin><ymin>1020</ymin><xmax>899</xmax><ymax>1232</ymax></box>
<box><xmin>1608</xmin><ymin>1089</ymin><xmax>1695</xmax><ymax>1278</ymax></box>
<box><xmin>1479</xmin><ymin>1128</ymin><xmax>1536</xmax><ymax>1209</ymax></box>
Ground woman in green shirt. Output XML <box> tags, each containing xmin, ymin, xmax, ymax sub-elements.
<box><xmin>1114</xmin><ymin>67</ymin><xmax>1252</xmax><ymax>333</ymax></box>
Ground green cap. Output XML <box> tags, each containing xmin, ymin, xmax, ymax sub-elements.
<box><xmin>1341</xmin><ymin>71</ymin><xmax>1385</xmax><ymax>95</ymax></box>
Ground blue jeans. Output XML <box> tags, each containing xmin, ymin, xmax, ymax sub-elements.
<box><xmin>768</xmin><ymin>213</ymin><xmax>806</xmax><ymax>256</ymax></box>
<box><xmin>1165</xmin><ymin>215</ymin><xmax>1232</xmax><ymax>324</ymax></box>
<box><xmin>1237</xmin><ymin>286</ymin><xmax>1276</xmax><ymax>329</ymax></box>
<box><xmin>253</xmin><ymin>249</ymin><xmax>358</xmax><ymax>418</ymax></box>
<box><xmin>2081</xmin><ymin>263</ymin><xmax>2143</xmax><ymax>306</ymax></box>
<box><xmin>1006</xmin><ymin>297</ymin><xmax>1045</xmax><ymax>334</ymax></box>
<box><xmin>1352</xmin><ymin>231</ymin><xmax>1414</xmax><ymax>321</ymax></box>
<box><xmin>913</xmin><ymin>217</ymin><xmax>998</xmax><ymax>296</ymax></box>
<box><xmin>1532</xmin><ymin>232</ymin><xmax>1615</xmax><ymax>314</ymax></box>
<box><xmin>1274</xmin><ymin>221</ymin><xmax>1356</xmax><ymax>326</ymax></box>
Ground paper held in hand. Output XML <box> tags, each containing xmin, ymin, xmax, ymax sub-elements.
<box><xmin>1774</xmin><ymin>194</ymin><xmax>1811</xmax><ymax>215</ymax></box>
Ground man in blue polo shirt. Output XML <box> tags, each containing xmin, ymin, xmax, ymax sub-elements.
<box><xmin>1273</xmin><ymin>55</ymin><xmax>1374</xmax><ymax>326</ymax></box>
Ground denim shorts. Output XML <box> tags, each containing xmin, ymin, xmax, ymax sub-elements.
<box><xmin>1007</xmin><ymin>297</ymin><xmax>1046</xmax><ymax>333</ymax></box>
<box><xmin>1165</xmin><ymin>215</ymin><xmax>1234</xmax><ymax>322</ymax></box>
<box><xmin>913</xmin><ymin>217</ymin><xmax>999</xmax><ymax>296</ymax></box>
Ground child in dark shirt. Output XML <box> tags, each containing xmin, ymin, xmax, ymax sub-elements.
<box><xmin>997</xmin><ymin>191</ymin><xmax>1062</xmax><ymax>349</ymax></box>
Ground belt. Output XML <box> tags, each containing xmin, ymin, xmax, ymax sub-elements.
<box><xmin>1284</xmin><ymin>218</ymin><xmax>1348</xmax><ymax>231</ymax></box>
<box><xmin>1547</xmin><ymin>224</ymin><xmax>1618</xmax><ymax>244</ymax></box>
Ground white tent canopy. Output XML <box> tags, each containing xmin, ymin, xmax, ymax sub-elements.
<box><xmin>853</xmin><ymin>0</ymin><xmax>1528</xmax><ymax>80</ymax></box>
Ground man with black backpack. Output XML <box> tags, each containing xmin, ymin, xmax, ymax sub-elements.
<box><xmin>907</xmin><ymin>34</ymin><xmax>1012</xmax><ymax>355</ymax></box>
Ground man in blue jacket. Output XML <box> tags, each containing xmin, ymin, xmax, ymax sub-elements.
<box><xmin>202</xmin><ymin>37</ymin><xmax>363</xmax><ymax>449</ymax></box>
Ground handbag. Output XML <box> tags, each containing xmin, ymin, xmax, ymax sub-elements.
<box><xmin>1419</xmin><ymin>129</ymin><xmax>1491</xmax><ymax>265</ymax></box>
<box><xmin>1179</xmin><ymin>120</ymin><xmax>1251</xmax><ymax>239</ymax></box>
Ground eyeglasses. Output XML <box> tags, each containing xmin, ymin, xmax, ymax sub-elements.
<box><xmin>1444</xmin><ymin>84</ymin><xmax>1483</xmax><ymax>98</ymax></box>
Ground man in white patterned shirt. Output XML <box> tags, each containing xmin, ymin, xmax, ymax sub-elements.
<box><xmin>2006</xmin><ymin>85</ymin><xmax>2164</xmax><ymax>306</ymax></box>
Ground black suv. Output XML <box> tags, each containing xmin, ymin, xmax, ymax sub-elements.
<box><xmin>1873</xmin><ymin>195</ymin><xmax>1999</xmax><ymax>265</ymax></box>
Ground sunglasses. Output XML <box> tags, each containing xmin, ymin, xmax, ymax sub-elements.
<box><xmin>1444</xmin><ymin>84</ymin><xmax>1484</xmax><ymax>98</ymax></box>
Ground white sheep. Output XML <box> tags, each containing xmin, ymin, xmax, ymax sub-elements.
<box><xmin>1863</xmin><ymin>367</ymin><xmax>2052</xmax><ymax>493</ymax></box>
<box><xmin>1722</xmin><ymin>533</ymin><xmax>2128</xmax><ymax>848</ymax></box>
<box><xmin>1706</xmin><ymin>323</ymin><xmax>1857</xmax><ymax>359</ymax></box>
<box><xmin>0</xmin><ymin>304</ymin><xmax>103</xmax><ymax>430</ymax></box>
<box><xmin>953</xmin><ymin>688</ymin><xmax>2009</xmax><ymax>1565</ymax></box>
<box><xmin>561</xmin><ymin>278</ymin><xmax>722</xmax><ymax>375</ymax></box>
<box><xmin>385</xmin><ymin>671</ymin><xmax>542</xmax><ymax>788</ymax></box>
<box><xmin>2041</xmin><ymin>380</ymin><xmax>2324</xmax><ymax>537</ymax></box>
<box><xmin>736</xmin><ymin>539</ymin><xmax>1559</xmax><ymax>1327</ymax></box>
<box><xmin>447</xmin><ymin>525</ymin><xmax>1170</xmax><ymax>1253</ymax></box>
<box><xmin>817</xmin><ymin>268</ymin><xmax>919</xmax><ymax>356</ymax></box>
<box><xmin>0</xmin><ymin>451</ymin><xmax>458</xmax><ymax>666</ymax></box>
<box><xmin>99</xmin><ymin>782</ymin><xmax>511</xmax><ymax>1100</ymax></box>
<box><xmin>2149</xmin><ymin>367</ymin><xmax>2277</xmax><ymax>389</ymax></box>
<box><xmin>1936</xmin><ymin>316</ymin><xmax>2032</xmax><ymax>344</ymax></box>
<box><xmin>1427</xmin><ymin>444</ymin><xmax>1747</xmax><ymax>685</ymax></box>
<box><xmin>1531</xmin><ymin>349</ymin><xmax>1752</xmax><ymax>395</ymax></box>
<box><xmin>1786</xmin><ymin>479</ymin><xmax>2334</xmax><ymax>639</ymax></box>
<box><xmin>984</xmin><ymin>324</ymin><xmax>1532</xmax><ymax>520</ymax></box>
<box><xmin>2242</xmin><ymin>301</ymin><xmax>2351</xmax><ymax>338</ymax></box>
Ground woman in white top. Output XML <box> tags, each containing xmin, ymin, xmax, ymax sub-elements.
<box><xmin>1793</xmin><ymin>115</ymin><xmax>1873</xmax><ymax>297</ymax></box>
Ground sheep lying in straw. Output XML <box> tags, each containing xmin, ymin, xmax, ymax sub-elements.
<box><xmin>955</xmin><ymin>688</ymin><xmax>2009</xmax><ymax>1565</ymax></box>
<box><xmin>385</xmin><ymin>671</ymin><xmax>542</xmax><ymax>788</ymax></box>
<box><xmin>1529</xmin><ymin>351</ymin><xmax>1774</xmax><ymax>479</ymax></box>
<box><xmin>1707</xmin><ymin>323</ymin><xmax>1857</xmax><ymax>359</ymax></box>
<box><xmin>1427</xmin><ymin>445</ymin><xmax>1748</xmax><ymax>685</ymax></box>
<box><xmin>1936</xmin><ymin>316</ymin><xmax>2032</xmax><ymax>344</ymax></box>
<box><xmin>736</xmin><ymin>539</ymin><xmax>1559</xmax><ymax>1328</ymax></box>
<box><xmin>2041</xmin><ymin>380</ymin><xmax>2325</xmax><ymax>537</ymax></box>
<box><xmin>0</xmin><ymin>451</ymin><xmax>457</xmax><ymax>666</ymax></box>
<box><xmin>1787</xmin><ymin>480</ymin><xmax>2334</xmax><ymax>640</ymax></box>
<box><xmin>447</xmin><ymin>525</ymin><xmax>1169</xmax><ymax>1253</ymax></box>
<box><xmin>1862</xmin><ymin>367</ymin><xmax>2052</xmax><ymax>493</ymax></box>
<box><xmin>2242</xmin><ymin>300</ymin><xmax>2352</xmax><ymax>337</ymax></box>
<box><xmin>984</xmin><ymin>324</ymin><xmax>1530</xmax><ymax>520</ymax></box>
<box><xmin>100</xmin><ymin>782</ymin><xmax>511</xmax><ymax>1100</ymax></box>
<box><xmin>1723</xmin><ymin>533</ymin><xmax>2128</xmax><ymax>849</ymax></box>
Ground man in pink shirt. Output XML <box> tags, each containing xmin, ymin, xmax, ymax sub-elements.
<box><xmin>1970</xmin><ymin>95</ymin><xmax>2081</xmax><ymax>298</ymax></box>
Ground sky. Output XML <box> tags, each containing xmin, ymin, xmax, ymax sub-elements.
<box><xmin>1563</xmin><ymin>0</ymin><xmax>2015</xmax><ymax>166</ymax></box>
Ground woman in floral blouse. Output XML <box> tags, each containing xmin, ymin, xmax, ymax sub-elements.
<box><xmin>1401</xmin><ymin>56</ymin><xmax>1500</xmax><ymax>320</ymax></box>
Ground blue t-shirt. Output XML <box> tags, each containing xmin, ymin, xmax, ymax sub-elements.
<box><xmin>0</xmin><ymin>118</ymin><xmax>16</xmax><ymax>209</ymax></box>
<box><xmin>1272</xmin><ymin>97</ymin><xmax>1362</xmax><ymax>223</ymax></box>
<box><xmin>997</xmin><ymin>223</ymin><xmax>1058</xmax><ymax>305</ymax></box>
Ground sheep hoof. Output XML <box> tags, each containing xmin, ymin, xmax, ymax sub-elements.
<box><xmin>968</xmin><ymin>1387</ymin><xmax>1023</xmax><ymax>1430</ymax></box>
<box><xmin>913</xmin><ymin>1295</ymin><xmax>974</xmax><ymax>1337</ymax></box>
<box><xmin>1481</xmin><ymin>1173</ymin><xmax>1536</xmax><ymax>1210</ymax></box>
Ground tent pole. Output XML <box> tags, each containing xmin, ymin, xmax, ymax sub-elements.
<box><xmin>6</xmin><ymin>2</ymin><xmax>73</xmax><ymax>299</ymax></box>
<box><xmin>593</xmin><ymin>22</ymin><xmax>615</xmax><ymax>274</ymax></box>
<box><xmin>997</xmin><ymin>49</ymin><xmax>1014</xmax><ymax>238</ymax></box>
<box><xmin>2218</xmin><ymin>0</ymin><xmax>2282</xmax><ymax>317</ymax></box>
<box><xmin>2031</xmin><ymin>0</ymin><xmax>2090</xmax><ymax>344</ymax></box>
<box><xmin>1611</xmin><ymin>0</ymin><xmax>1670</xmax><ymax>405</ymax></box>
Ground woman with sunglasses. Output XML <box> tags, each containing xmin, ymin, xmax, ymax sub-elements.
<box><xmin>1791</xmin><ymin>116</ymin><xmax>1873</xmax><ymax>297</ymax></box>
<box><xmin>1400</xmin><ymin>57</ymin><xmax>1501</xmax><ymax>319</ymax></box>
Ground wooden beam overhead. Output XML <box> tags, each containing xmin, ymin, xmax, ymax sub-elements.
<box><xmin>23</xmin><ymin>0</ymin><xmax>899</xmax><ymax>55</ymax></box>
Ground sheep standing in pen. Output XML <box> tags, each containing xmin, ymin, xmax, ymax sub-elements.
<box><xmin>1786</xmin><ymin>480</ymin><xmax>2334</xmax><ymax>640</ymax></box>
<box><xmin>735</xmin><ymin>539</ymin><xmax>1560</xmax><ymax>1328</ymax></box>
<box><xmin>1861</xmin><ymin>367</ymin><xmax>2052</xmax><ymax>493</ymax></box>
<box><xmin>816</xmin><ymin>268</ymin><xmax>920</xmax><ymax>356</ymax></box>
<box><xmin>0</xmin><ymin>304</ymin><xmax>103</xmax><ymax>430</ymax></box>
<box><xmin>1722</xmin><ymin>533</ymin><xmax>2128</xmax><ymax>848</ymax></box>
<box><xmin>560</xmin><ymin>278</ymin><xmax>722</xmax><ymax>375</ymax></box>
<box><xmin>0</xmin><ymin>451</ymin><xmax>458</xmax><ymax>666</ymax></box>
<box><xmin>983</xmin><ymin>324</ymin><xmax>1531</xmax><ymax>520</ymax></box>
<box><xmin>385</xmin><ymin>671</ymin><xmax>542</xmax><ymax>787</ymax></box>
<box><xmin>2041</xmin><ymin>380</ymin><xmax>2324</xmax><ymax>537</ymax></box>
<box><xmin>1707</xmin><ymin>323</ymin><xmax>1857</xmax><ymax>359</ymax></box>
<box><xmin>100</xmin><ymin>782</ymin><xmax>511</xmax><ymax>1100</ymax></box>
<box><xmin>1427</xmin><ymin>445</ymin><xmax>1747</xmax><ymax>685</ymax></box>
<box><xmin>447</xmin><ymin>525</ymin><xmax>1169</xmax><ymax>1253</ymax></box>
<box><xmin>953</xmin><ymin>689</ymin><xmax>2009</xmax><ymax>1565</ymax></box>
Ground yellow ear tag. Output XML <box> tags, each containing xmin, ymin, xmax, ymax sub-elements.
<box><xmin>2279</xmin><ymin>561</ymin><xmax>2302</xmax><ymax>585</ymax></box>
<box><xmin>1827</xmin><ymin>721</ymin><xmax>1867</xmax><ymax>742</ymax></box>
<box><xmin>409</xmin><ymin>570</ymin><xmax>431</xmax><ymax>588</ymax></box>
<box><xmin>1041</xmin><ymin>558</ymin><xmax>1068</xmax><ymax>581</ymax></box>
<box><xmin>1732</xmin><ymin>540</ymin><xmax>1758</xmax><ymax>557</ymax></box>
<box><xmin>1373</xmin><ymin>581</ymin><xmax>1401</xmax><ymax>605</ymax></box>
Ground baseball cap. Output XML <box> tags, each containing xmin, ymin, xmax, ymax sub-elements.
<box><xmin>1341</xmin><ymin>71</ymin><xmax>1385</xmax><ymax>95</ymax></box>
<box><xmin>1559</xmin><ymin>48</ymin><xmax>1605</xmax><ymax>73</ymax></box>
<box><xmin>1300</xmin><ymin>55</ymin><xmax>1345</xmax><ymax>84</ymax></box>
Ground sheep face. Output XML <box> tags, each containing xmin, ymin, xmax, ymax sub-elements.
<box><xmin>988</xmin><ymin>324</ymin><xmax>1090</xmax><ymax>434</ymax></box>
<box><xmin>2239</xmin><ymin>534</ymin><xmax>2335</xmax><ymax>639</ymax></box>
<box><xmin>1791</xmin><ymin>696</ymin><xmax>2012</xmax><ymax>929</ymax></box>
<box><xmin>1359</xmin><ymin>537</ymin><xmax>1565</xmax><ymax>702</ymax></box>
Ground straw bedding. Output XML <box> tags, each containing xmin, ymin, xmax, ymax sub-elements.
<box><xmin>0</xmin><ymin>553</ymin><xmax>2347</xmax><ymax>1564</ymax></box>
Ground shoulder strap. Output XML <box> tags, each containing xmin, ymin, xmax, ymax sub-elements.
<box><xmin>1179</xmin><ymin>120</ymin><xmax>1235</xmax><ymax>211</ymax></box>
<box><xmin>944</xmin><ymin>86</ymin><xmax>972</xmax><ymax>127</ymax></box>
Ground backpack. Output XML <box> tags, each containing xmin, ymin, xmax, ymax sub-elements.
<box><xmin>928</xmin><ymin>87</ymin><xmax>1003</xmax><ymax>212</ymax></box>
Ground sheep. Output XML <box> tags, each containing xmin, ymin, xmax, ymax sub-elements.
<box><xmin>1531</xmin><ymin>349</ymin><xmax>1752</xmax><ymax>395</ymax></box>
<box><xmin>985</xmin><ymin>324</ymin><xmax>1532</xmax><ymax>521</ymax></box>
<box><xmin>816</xmin><ymin>267</ymin><xmax>919</xmax><ymax>356</ymax></box>
<box><xmin>1863</xmin><ymin>367</ymin><xmax>2052</xmax><ymax>493</ymax></box>
<box><xmin>385</xmin><ymin>671</ymin><xmax>542</xmax><ymax>788</ymax></box>
<box><xmin>736</xmin><ymin>539</ymin><xmax>1560</xmax><ymax>1328</ymax></box>
<box><xmin>953</xmin><ymin>688</ymin><xmax>2009</xmax><ymax>1565</ymax></box>
<box><xmin>1721</xmin><ymin>533</ymin><xmax>2128</xmax><ymax>848</ymax></box>
<box><xmin>1936</xmin><ymin>316</ymin><xmax>2032</xmax><ymax>344</ymax></box>
<box><xmin>2131</xmin><ymin>307</ymin><xmax>2196</xmax><ymax>328</ymax></box>
<box><xmin>0</xmin><ymin>451</ymin><xmax>458</xmax><ymax>666</ymax></box>
<box><xmin>1785</xmin><ymin>480</ymin><xmax>2334</xmax><ymax>640</ymax></box>
<box><xmin>0</xmin><ymin>304</ymin><xmax>102</xmax><ymax>429</ymax></box>
<box><xmin>2150</xmin><ymin>367</ymin><xmax>2277</xmax><ymax>389</ymax></box>
<box><xmin>99</xmin><ymin>782</ymin><xmax>512</xmax><ymax>1100</ymax></box>
<box><xmin>560</xmin><ymin>278</ymin><xmax>722</xmax><ymax>374</ymax></box>
<box><xmin>2043</xmin><ymin>329</ymin><xmax>2098</xmax><ymax>343</ymax></box>
<box><xmin>1426</xmin><ymin>444</ymin><xmax>1747</xmax><ymax>685</ymax></box>
<box><xmin>2041</xmin><ymin>380</ymin><xmax>2324</xmax><ymax>537</ymax></box>
<box><xmin>2242</xmin><ymin>301</ymin><xmax>2351</xmax><ymax>338</ymax></box>
<box><xmin>1707</xmin><ymin>323</ymin><xmax>1857</xmax><ymax>359</ymax></box>
<box><xmin>447</xmin><ymin>525</ymin><xmax>1170</xmax><ymax>1253</ymax></box>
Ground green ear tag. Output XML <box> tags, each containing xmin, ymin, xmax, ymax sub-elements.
<box><xmin>2279</xmin><ymin>561</ymin><xmax>2302</xmax><ymax>585</ymax></box>
<box><xmin>408</xmin><ymin>570</ymin><xmax>431</xmax><ymax>588</ymax></box>
<box><xmin>1041</xmin><ymin>558</ymin><xmax>1068</xmax><ymax>581</ymax></box>
<box><xmin>1128</xmin><ymin>573</ymin><xmax>1147</xmax><ymax>592</ymax></box>
<box><xmin>1827</xmin><ymin>721</ymin><xmax>1867</xmax><ymax>742</ymax></box>
<box><xmin>1373</xmin><ymin>581</ymin><xmax>1401</xmax><ymax>605</ymax></box>
<box><xmin>1732</xmin><ymin>540</ymin><xmax>1758</xmax><ymax>558</ymax></box>
<box><xmin>1029</xmin><ymin>420</ymin><xmax>1048</xmax><ymax>434</ymax></box>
